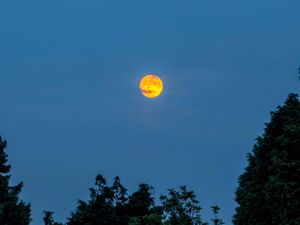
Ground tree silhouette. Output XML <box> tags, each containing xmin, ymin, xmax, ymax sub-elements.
<box><xmin>127</xmin><ymin>183</ymin><xmax>154</xmax><ymax>217</ymax></box>
<box><xmin>49</xmin><ymin>173</ymin><xmax>223</xmax><ymax>225</ymax></box>
<box><xmin>43</xmin><ymin>211</ymin><xmax>62</xmax><ymax>225</ymax></box>
<box><xmin>111</xmin><ymin>176</ymin><xmax>129</xmax><ymax>225</ymax></box>
<box><xmin>67</xmin><ymin>174</ymin><xmax>116</xmax><ymax>225</ymax></box>
<box><xmin>233</xmin><ymin>94</ymin><xmax>300</xmax><ymax>225</ymax></box>
<box><xmin>0</xmin><ymin>136</ymin><xmax>31</xmax><ymax>225</ymax></box>
<box><xmin>160</xmin><ymin>186</ymin><xmax>205</xmax><ymax>225</ymax></box>
<box><xmin>210</xmin><ymin>206</ymin><xmax>224</xmax><ymax>225</ymax></box>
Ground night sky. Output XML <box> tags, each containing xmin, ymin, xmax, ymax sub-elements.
<box><xmin>0</xmin><ymin>1</ymin><xmax>300</xmax><ymax>224</ymax></box>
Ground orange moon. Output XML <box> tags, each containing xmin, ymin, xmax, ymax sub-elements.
<box><xmin>139</xmin><ymin>74</ymin><xmax>163</xmax><ymax>98</ymax></box>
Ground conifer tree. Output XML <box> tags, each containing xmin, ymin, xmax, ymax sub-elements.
<box><xmin>233</xmin><ymin>94</ymin><xmax>300</xmax><ymax>225</ymax></box>
<box><xmin>0</xmin><ymin>136</ymin><xmax>31</xmax><ymax>225</ymax></box>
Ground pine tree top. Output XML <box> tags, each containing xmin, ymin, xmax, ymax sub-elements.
<box><xmin>0</xmin><ymin>136</ymin><xmax>31</xmax><ymax>225</ymax></box>
<box><xmin>0</xmin><ymin>137</ymin><xmax>11</xmax><ymax>174</ymax></box>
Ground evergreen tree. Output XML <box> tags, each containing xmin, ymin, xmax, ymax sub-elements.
<box><xmin>0</xmin><ymin>136</ymin><xmax>31</xmax><ymax>225</ymax></box>
<box><xmin>233</xmin><ymin>94</ymin><xmax>300</xmax><ymax>225</ymax></box>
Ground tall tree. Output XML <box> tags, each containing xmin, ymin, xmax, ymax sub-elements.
<box><xmin>233</xmin><ymin>94</ymin><xmax>300</xmax><ymax>225</ymax></box>
<box><xmin>0</xmin><ymin>136</ymin><xmax>31</xmax><ymax>225</ymax></box>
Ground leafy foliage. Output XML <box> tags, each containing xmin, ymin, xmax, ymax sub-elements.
<box><xmin>67</xmin><ymin>176</ymin><xmax>162</xmax><ymax>225</ymax></box>
<box><xmin>67</xmin><ymin>174</ymin><xmax>118</xmax><ymax>225</ymax></box>
<box><xmin>64</xmin><ymin>174</ymin><xmax>224</xmax><ymax>225</ymax></box>
<box><xmin>210</xmin><ymin>206</ymin><xmax>224</xmax><ymax>225</ymax></box>
<box><xmin>233</xmin><ymin>94</ymin><xmax>300</xmax><ymax>225</ymax></box>
<box><xmin>160</xmin><ymin>186</ymin><xmax>205</xmax><ymax>225</ymax></box>
<box><xmin>126</xmin><ymin>183</ymin><xmax>154</xmax><ymax>220</ymax></box>
<box><xmin>43</xmin><ymin>211</ymin><xmax>63</xmax><ymax>225</ymax></box>
<box><xmin>0</xmin><ymin>136</ymin><xmax>31</xmax><ymax>225</ymax></box>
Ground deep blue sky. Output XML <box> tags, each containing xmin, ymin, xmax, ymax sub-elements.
<box><xmin>0</xmin><ymin>1</ymin><xmax>299</xmax><ymax>224</ymax></box>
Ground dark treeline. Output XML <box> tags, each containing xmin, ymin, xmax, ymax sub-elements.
<box><xmin>0</xmin><ymin>138</ymin><xmax>222</xmax><ymax>225</ymax></box>
<box><xmin>47</xmin><ymin>174</ymin><xmax>223</xmax><ymax>225</ymax></box>
<box><xmin>1</xmin><ymin>93</ymin><xmax>300</xmax><ymax>225</ymax></box>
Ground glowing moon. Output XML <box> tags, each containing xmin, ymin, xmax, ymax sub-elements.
<box><xmin>139</xmin><ymin>74</ymin><xmax>163</xmax><ymax>98</ymax></box>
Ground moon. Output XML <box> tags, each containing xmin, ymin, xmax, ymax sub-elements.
<box><xmin>139</xmin><ymin>74</ymin><xmax>163</xmax><ymax>98</ymax></box>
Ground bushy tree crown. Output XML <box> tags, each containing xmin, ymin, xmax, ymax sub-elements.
<box><xmin>234</xmin><ymin>94</ymin><xmax>300</xmax><ymax>225</ymax></box>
